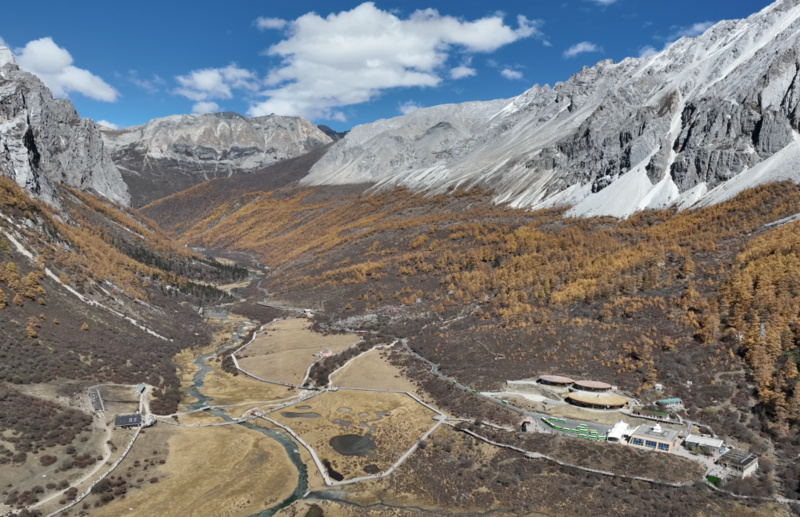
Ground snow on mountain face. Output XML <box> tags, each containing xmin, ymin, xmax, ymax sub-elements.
<box><xmin>304</xmin><ymin>0</ymin><xmax>800</xmax><ymax>217</ymax></box>
<box><xmin>102</xmin><ymin>112</ymin><xmax>332</xmax><ymax>207</ymax></box>
<box><xmin>0</xmin><ymin>47</ymin><xmax>129</xmax><ymax>206</ymax></box>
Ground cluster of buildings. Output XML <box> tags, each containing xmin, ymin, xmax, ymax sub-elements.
<box><xmin>537</xmin><ymin>374</ymin><xmax>759</xmax><ymax>478</ymax></box>
<box><xmin>538</xmin><ymin>375</ymin><xmax>628</xmax><ymax>410</ymax></box>
<box><xmin>605</xmin><ymin>421</ymin><xmax>758</xmax><ymax>478</ymax></box>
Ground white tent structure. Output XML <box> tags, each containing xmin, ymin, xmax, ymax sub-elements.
<box><xmin>607</xmin><ymin>421</ymin><xmax>631</xmax><ymax>443</ymax></box>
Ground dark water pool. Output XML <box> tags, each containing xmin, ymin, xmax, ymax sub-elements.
<box><xmin>281</xmin><ymin>411</ymin><xmax>321</xmax><ymax>419</ymax></box>
<box><xmin>329</xmin><ymin>434</ymin><xmax>375</xmax><ymax>456</ymax></box>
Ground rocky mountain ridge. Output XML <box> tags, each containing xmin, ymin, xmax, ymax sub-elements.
<box><xmin>101</xmin><ymin>111</ymin><xmax>332</xmax><ymax>207</ymax></box>
<box><xmin>302</xmin><ymin>0</ymin><xmax>800</xmax><ymax>217</ymax></box>
<box><xmin>0</xmin><ymin>46</ymin><xmax>129</xmax><ymax>207</ymax></box>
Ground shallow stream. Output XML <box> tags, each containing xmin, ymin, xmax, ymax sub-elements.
<box><xmin>184</xmin><ymin>310</ymin><xmax>545</xmax><ymax>517</ymax></box>
<box><xmin>183</xmin><ymin>317</ymin><xmax>310</xmax><ymax>516</ymax></box>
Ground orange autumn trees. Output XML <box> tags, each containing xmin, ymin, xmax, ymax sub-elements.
<box><xmin>146</xmin><ymin>176</ymin><xmax>800</xmax><ymax>430</ymax></box>
<box><xmin>721</xmin><ymin>217</ymin><xmax>800</xmax><ymax>433</ymax></box>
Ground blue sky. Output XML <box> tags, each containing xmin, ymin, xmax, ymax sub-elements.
<box><xmin>0</xmin><ymin>1</ymin><xmax>771</xmax><ymax>131</ymax></box>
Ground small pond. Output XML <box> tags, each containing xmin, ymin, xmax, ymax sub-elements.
<box><xmin>329</xmin><ymin>434</ymin><xmax>376</xmax><ymax>456</ymax></box>
<box><xmin>322</xmin><ymin>459</ymin><xmax>344</xmax><ymax>481</ymax></box>
<box><xmin>281</xmin><ymin>412</ymin><xmax>321</xmax><ymax>419</ymax></box>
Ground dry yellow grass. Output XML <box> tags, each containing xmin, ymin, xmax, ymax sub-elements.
<box><xmin>272</xmin><ymin>390</ymin><xmax>437</xmax><ymax>480</ymax></box>
<box><xmin>175</xmin><ymin>411</ymin><xmax>229</xmax><ymax>426</ymax></box>
<box><xmin>200</xmin><ymin>364</ymin><xmax>290</xmax><ymax>407</ymax></box>
<box><xmin>88</xmin><ymin>423</ymin><xmax>297</xmax><ymax>517</ymax></box>
<box><xmin>253</xmin><ymin>419</ymin><xmax>329</xmax><ymax>491</ymax></box>
<box><xmin>174</xmin><ymin>345</ymin><xmax>220</xmax><ymax>408</ymax></box>
<box><xmin>237</xmin><ymin>318</ymin><xmax>358</xmax><ymax>384</ymax></box>
<box><xmin>216</xmin><ymin>278</ymin><xmax>253</xmax><ymax>291</ymax></box>
<box><xmin>331</xmin><ymin>349</ymin><xmax>426</xmax><ymax>398</ymax></box>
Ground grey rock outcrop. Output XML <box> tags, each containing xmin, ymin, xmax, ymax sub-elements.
<box><xmin>0</xmin><ymin>47</ymin><xmax>129</xmax><ymax>206</ymax></box>
<box><xmin>102</xmin><ymin>112</ymin><xmax>332</xmax><ymax>207</ymax></box>
<box><xmin>304</xmin><ymin>0</ymin><xmax>800</xmax><ymax>217</ymax></box>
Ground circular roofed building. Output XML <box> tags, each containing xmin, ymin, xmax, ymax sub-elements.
<box><xmin>571</xmin><ymin>380</ymin><xmax>612</xmax><ymax>393</ymax></box>
<box><xmin>538</xmin><ymin>375</ymin><xmax>575</xmax><ymax>387</ymax></box>
<box><xmin>566</xmin><ymin>392</ymin><xmax>627</xmax><ymax>410</ymax></box>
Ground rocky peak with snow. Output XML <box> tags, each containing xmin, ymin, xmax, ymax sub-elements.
<box><xmin>101</xmin><ymin>111</ymin><xmax>333</xmax><ymax>207</ymax></box>
<box><xmin>303</xmin><ymin>0</ymin><xmax>800</xmax><ymax>217</ymax></box>
<box><xmin>0</xmin><ymin>48</ymin><xmax>129</xmax><ymax>206</ymax></box>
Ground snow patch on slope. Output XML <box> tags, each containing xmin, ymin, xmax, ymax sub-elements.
<box><xmin>566</xmin><ymin>149</ymin><xmax>673</xmax><ymax>218</ymax></box>
<box><xmin>302</xmin><ymin>0</ymin><xmax>800</xmax><ymax>218</ymax></box>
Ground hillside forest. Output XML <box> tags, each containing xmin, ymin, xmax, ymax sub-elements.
<box><xmin>145</xmin><ymin>179</ymin><xmax>800</xmax><ymax>498</ymax></box>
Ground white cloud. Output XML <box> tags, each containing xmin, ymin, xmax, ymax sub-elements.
<box><xmin>95</xmin><ymin>120</ymin><xmax>118</xmax><ymax>129</ymax></box>
<box><xmin>501</xmin><ymin>68</ymin><xmax>523</xmax><ymax>80</ymax></box>
<box><xmin>667</xmin><ymin>21</ymin><xmax>714</xmax><ymax>41</ymax></box>
<box><xmin>192</xmin><ymin>101</ymin><xmax>221</xmax><ymax>114</ymax></box>
<box><xmin>638</xmin><ymin>45</ymin><xmax>658</xmax><ymax>58</ymax></box>
<box><xmin>174</xmin><ymin>64</ymin><xmax>259</xmax><ymax>102</ymax></box>
<box><xmin>126</xmin><ymin>70</ymin><xmax>164</xmax><ymax>93</ymax></box>
<box><xmin>398</xmin><ymin>100</ymin><xmax>423</xmax><ymax>115</ymax></box>
<box><xmin>588</xmin><ymin>0</ymin><xmax>617</xmax><ymax>4</ymax></box>
<box><xmin>450</xmin><ymin>65</ymin><xmax>476</xmax><ymax>79</ymax></box>
<box><xmin>248</xmin><ymin>2</ymin><xmax>544</xmax><ymax>120</ymax></box>
<box><xmin>0</xmin><ymin>36</ymin><xmax>7</xmax><ymax>48</ymax></box>
<box><xmin>255</xmin><ymin>17</ymin><xmax>288</xmax><ymax>30</ymax></box>
<box><xmin>15</xmin><ymin>37</ymin><xmax>118</xmax><ymax>101</ymax></box>
<box><xmin>563</xmin><ymin>41</ymin><xmax>602</xmax><ymax>58</ymax></box>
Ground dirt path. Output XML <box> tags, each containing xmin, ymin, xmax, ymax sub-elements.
<box><xmin>33</xmin><ymin>418</ymin><xmax>113</xmax><ymax>510</ymax></box>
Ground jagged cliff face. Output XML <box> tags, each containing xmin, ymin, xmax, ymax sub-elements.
<box><xmin>304</xmin><ymin>0</ymin><xmax>800</xmax><ymax>217</ymax></box>
<box><xmin>0</xmin><ymin>47</ymin><xmax>129</xmax><ymax>207</ymax></box>
<box><xmin>102</xmin><ymin>112</ymin><xmax>332</xmax><ymax>207</ymax></box>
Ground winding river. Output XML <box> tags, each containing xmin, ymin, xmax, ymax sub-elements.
<box><xmin>183</xmin><ymin>319</ymin><xmax>310</xmax><ymax>517</ymax></box>
<box><xmin>182</xmin><ymin>313</ymin><xmax>546</xmax><ymax>517</ymax></box>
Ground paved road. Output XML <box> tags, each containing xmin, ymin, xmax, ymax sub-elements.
<box><xmin>542</xmin><ymin>416</ymin><xmax>612</xmax><ymax>437</ymax></box>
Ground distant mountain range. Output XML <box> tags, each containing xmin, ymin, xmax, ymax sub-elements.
<box><xmin>303</xmin><ymin>0</ymin><xmax>800</xmax><ymax>217</ymax></box>
<box><xmin>100</xmin><ymin>112</ymin><xmax>332</xmax><ymax>207</ymax></box>
<box><xmin>4</xmin><ymin>0</ymin><xmax>800</xmax><ymax>218</ymax></box>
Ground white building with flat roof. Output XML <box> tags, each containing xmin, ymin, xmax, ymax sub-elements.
<box><xmin>684</xmin><ymin>434</ymin><xmax>724</xmax><ymax>455</ymax></box>
<box><xmin>628</xmin><ymin>424</ymin><xmax>680</xmax><ymax>452</ymax></box>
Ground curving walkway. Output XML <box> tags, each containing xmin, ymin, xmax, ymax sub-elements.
<box><xmin>37</xmin><ymin>304</ymin><xmax>800</xmax><ymax>515</ymax></box>
<box><xmin>40</xmin><ymin>427</ymin><xmax>141</xmax><ymax>517</ymax></box>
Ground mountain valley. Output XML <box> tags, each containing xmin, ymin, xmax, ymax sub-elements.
<box><xmin>4</xmin><ymin>2</ymin><xmax>800</xmax><ymax>516</ymax></box>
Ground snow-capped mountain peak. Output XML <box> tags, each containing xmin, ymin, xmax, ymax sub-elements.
<box><xmin>302</xmin><ymin>0</ymin><xmax>800</xmax><ymax>217</ymax></box>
